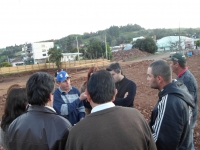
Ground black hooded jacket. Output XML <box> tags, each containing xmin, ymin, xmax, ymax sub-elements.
<box><xmin>149</xmin><ymin>80</ymin><xmax>194</xmax><ymax>150</ymax></box>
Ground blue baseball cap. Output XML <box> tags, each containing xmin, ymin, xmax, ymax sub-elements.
<box><xmin>56</xmin><ymin>71</ymin><xmax>71</xmax><ymax>82</ymax></box>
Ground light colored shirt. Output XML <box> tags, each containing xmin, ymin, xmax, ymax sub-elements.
<box><xmin>91</xmin><ymin>102</ymin><xmax>115</xmax><ymax>113</ymax></box>
<box><xmin>45</xmin><ymin>106</ymin><xmax>56</xmax><ymax>112</ymax></box>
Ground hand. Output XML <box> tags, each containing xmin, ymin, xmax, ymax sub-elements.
<box><xmin>124</xmin><ymin>92</ymin><xmax>128</xmax><ymax>98</ymax></box>
<box><xmin>79</xmin><ymin>92</ymin><xmax>87</xmax><ymax>101</ymax></box>
<box><xmin>80</xmin><ymin>118</ymin><xmax>84</xmax><ymax>121</ymax></box>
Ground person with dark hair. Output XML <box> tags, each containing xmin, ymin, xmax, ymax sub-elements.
<box><xmin>55</xmin><ymin>70</ymin><xmax>59</xmax><ymax>78</ymax></box>
<box><xmin>53</xmin><ymin>71</ymin><xmax>86</xmax><ymax>126</ymax></box>
<box><xmin>80</xmin><ymin>66</ymin><xmax>99</xmax><ymax>114</ymax></box>
<box><xmin>167</xmin><ymin>52</ymin><xmax>198</xmax><ymax>150</ymax></box>
<box><xmin>147</xmin><ymin>60</ymin><xmax>195</xmax><ymax>150</ymax></box>
<box><xmin>7</xmin><ymin>72</ymin><xmax>71</xmax><ymax>150</ymax></box>
<box><xmin>6</xmin><ymin>83</ymin><xmax>22</xmax><ymax>94</ymax></box>
<box><xmin>106</xmin><ymin>62</ymin><xmax>136</xmax><ymax>107</ymax></box>
<box><xmin>66</xmin><ymin>70</ymin><xmax>156</xmax><ymax>150</ymax></box>
<box><xmin>0</xmin><ymin>85</ymin><xmax>27</xmax><ymax>150</ymax></box>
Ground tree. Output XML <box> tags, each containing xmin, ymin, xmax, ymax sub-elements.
<box><xmin>108</xmin><ymin>26</ymin><xmax>119</xmax><ymax>38</ymax></box>
<box><xmin>196</xmin><ymin>40</ymin><xmax>200</xmax><ymax>49</ymax></box>
<box><xmin>133</xmin><ymin>37</ymin><xmax>157</xmax><ymax>53</ymax></box>
<box><xmin>87</xmin><ymin>39</ymin><xmax>103</xmax><ymax>58</ymax></box>
<box><xmin>106</xmin><ymin>42</ymin><xmax>112</xmax><ymax>60</ymax></box>
<box><xmin>48</xmin><ymin>46</ymin><xmax>63</xmax><ymax>68</ymax></box>
<box><xmin>0</xmin><ymin>55</ymin><xmax>7</xmax><ymax>63</ymax></box>
<box><xmin>0</xmin><ymin>62</ymin><xmax>12</xmax><ymax>67</ymax></box>
<box><xmin>143</xmin><ymin>37</ymin><xmax>158</xmax><ymax>53</ymax></box>
<box><xmin>133</xmin><ymin>39</ymin><xmax>144</xmax><ymax>50</ymax></box>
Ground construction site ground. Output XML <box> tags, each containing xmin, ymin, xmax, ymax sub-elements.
<box><xmin>0</xmin><ymin>51</ymin><xmax>200</xmax><ymax>149</ymax></box>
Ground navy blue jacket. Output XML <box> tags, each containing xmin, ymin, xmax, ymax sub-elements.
<box><xmin>53</xmin><ymin>87</ymin><xmax>85</xmax><ymax>126</ymax></box>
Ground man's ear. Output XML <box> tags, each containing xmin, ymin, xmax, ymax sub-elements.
<box><xmin>86</xmin><ymin>89</ymin><xmax>92</xmax><ymax>103</ymax></box>
<box><xmin>56</xmin><ymin>82</ymin><xmax>61</xmax><ymax>86</ymax></box>
<box><xmin>157</xmin><ymin>75</ymin><xmax>163</xmax><ymax>83</ymax></box>
<box><xmin>111</xmin><ymin>89</ymin><xmax>117</xmax><ymax>102</ymax></box>
<box><xmin>46</xmin><ymin>93</ymin><xmax>53</xmax><ymax>107</ymax></box>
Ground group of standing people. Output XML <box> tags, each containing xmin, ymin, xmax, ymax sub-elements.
<box><xmin>0</xmin><ymin>52</ymin><xmax>198</xmax><ymax>150</ymax></box>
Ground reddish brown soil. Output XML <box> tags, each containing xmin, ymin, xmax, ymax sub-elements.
<box><xmin>0</xmin><ymin>54</ymin><xmax>200</xmax><ymax>149</ymax></box>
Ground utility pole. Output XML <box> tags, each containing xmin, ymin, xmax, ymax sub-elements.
<box><xmin>105</xmin><ymin>35</ymin><xmax>107</xmax><ymax>59</ymax></box>
<box><xmin>179</xmin><ymin>22</ymin><xmax>181</xmax><ymax>51</ymax></box>
<box><xmin>76</xmin><ymin>36</ymin><xmax>79</xmax><ymax>60</ymax></box>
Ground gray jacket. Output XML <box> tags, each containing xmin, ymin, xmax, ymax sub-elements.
<box><xmin>177</xmin><ymin>69</ymin><xmax>198</xmax><ymax>128</ymax></box>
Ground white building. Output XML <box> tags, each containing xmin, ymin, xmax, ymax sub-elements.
<box><xmin>61</xmin><ymin>53</ymin><xmax>83</xmax><ymax>62</ymax></box>
<box><xmin>22</xmin><ymin>42</ymin><xmax>54</xmax><ymax>64</ymax></box>
<box><xmin>156</xmin><ymin>36</ymin><xmax>195</xmax><ymax>51</ymax></box>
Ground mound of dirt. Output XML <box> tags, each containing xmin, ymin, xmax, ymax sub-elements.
<box><xmin>112</xmin><ymin>48</ymin><xmax>152</xmax><ymax>61</ymax></box>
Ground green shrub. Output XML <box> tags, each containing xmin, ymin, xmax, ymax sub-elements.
<box><xmin>0</xmin><ymin>62</ymin><xmax>12</xmax><ymax>67</ymax></box>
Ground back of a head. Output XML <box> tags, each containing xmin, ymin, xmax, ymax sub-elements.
<box><xmin>149</xmin><ymin>60</ymin><xmax>172</xmax><ymax>82</ymax></box>
<box><xmin>87</xmin><ymin>70</ymin><xmax>115</xmax><ymax>104</ymax></box>
<box><xmin>106</xmin><ymin>62</ymin><xmax>122</xmax><ymax>74</ymax></box>
<box><xmin>26</xmin><ymin>72</ymin><xmax>55</xmax><ymax>106</ymax></box>
<box><xmin>7</xmin><ymin>84</ymin><xmax>22</xmax><ymax>95</ymax></box>
<box><xmin>86</xmin><ymin>66</ymin><xmax>99</xmax><ymax>82</ymax></box>
<box><xmin>1</xmin><ymin>87</ymin><xmax>27</xmax><ymax>131</ymax></box>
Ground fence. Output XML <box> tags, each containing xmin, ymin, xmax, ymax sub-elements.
<box><xmin>0</xmin><ymin>59</ymin><xmax>111</xmax><ymax>75</ymax></box>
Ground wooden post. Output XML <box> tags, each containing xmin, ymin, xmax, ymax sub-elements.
<box><xmin>44</xmin><ymin>62</ymin><xmax>46</xmax><ymax>70</ymax></box>
<box><xmin>0</xmin><ymin>67</ymin><xmax>2</xmax><ymax>75</ymax></box>
<box><xmin>65</xmin><ymin>61</ymin><xmax>66</xmax><ymax>70</ymax></box>
<box><xmin>17</xmin><ymin>66</ymin><xmax>19</xmax><ymax>73</ymax></box>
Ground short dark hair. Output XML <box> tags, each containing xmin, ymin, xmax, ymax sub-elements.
<box><xmin>87</xmin><ymin>70</ymin><xmax>115</xmax><ymax>104</ymax></box>
<box><xmin>1</xmin><ymin>87</ymin><xmax>27</xmax><ymax>131</ymax></box>
<box><xmin>178</xmin><ymin>61</ymin><xmax>186</xmax><ymax>68</ymax></box>
<box><xmin>149</xmin><ymin>60</ymin><xmax>171</xmax><ymax>82</ymax></box>
<box><xmin>26</xmin><ymin>72</ymin><xmax>55</xmax><ymax>106</ymax></box>
<box><xmin>106</xmin><ymin>62</ymin><xmax>123</xmax><ymax>74</ymax></box>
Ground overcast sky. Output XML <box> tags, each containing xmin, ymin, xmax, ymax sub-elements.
<box><xmin>0</xmin><ymin>0</ymin><xmax>200</xmax><ymax>48</ymax></box>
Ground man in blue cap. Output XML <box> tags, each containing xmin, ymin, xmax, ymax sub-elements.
<box><xmin>53</xmin><ymin>71</ymin><xmax>86</xmax><ymax>126</ymax></box>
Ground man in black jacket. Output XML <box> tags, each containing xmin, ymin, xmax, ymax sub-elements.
<box><xmin>106</xmin><ymin>62</ymin><xmax>136</xmax><ymax>107</ymax></box>
<box><xmin>147</xmin><ymin>60</ymin><xmax>194</xmax><ymax>150</ymax></box>
<box><xmin>7</xmin><ymin>72</ymin><xmax>72</xmax><ymax>150</ymax></box>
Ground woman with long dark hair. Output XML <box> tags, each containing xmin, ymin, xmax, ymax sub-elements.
<box><xmin>80</xmin><ymin>66</ymin><xmax>99</xmax><ymax>115</ymax></box>
<box><xmin>0</xmin><ymin>85</ymin><xmax>28</xmax><ymax>150</ymax></box>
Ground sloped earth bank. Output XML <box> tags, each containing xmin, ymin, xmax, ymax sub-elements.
<box><xmin>0</xmin><ymin>54</ymin><xmax>200</xmax><ymax>149</ymax></box>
